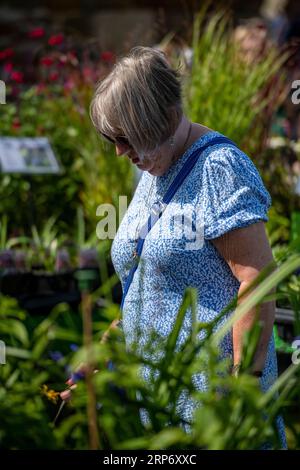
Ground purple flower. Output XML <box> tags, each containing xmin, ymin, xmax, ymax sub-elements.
<box><xmin>71</xmin><ymin>371</ymin><xmax>85</xmax><ymax>383</ymax></box>
<box><xmin>49</xmin><ymin>350</ymin><xmax>64</xmax><ymax>362</ymax></box>
<box><xmin>69</xmin><ymin>343</ymin><xmax>79</xmax><ymax>352</ymax></box>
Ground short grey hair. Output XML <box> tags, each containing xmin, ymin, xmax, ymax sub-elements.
<box><xmin>90</xmin><ymin>46</ymin><xmax>183</xmax><ymax>154</ymax></box>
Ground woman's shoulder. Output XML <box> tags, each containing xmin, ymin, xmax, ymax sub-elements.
<box><xmin>187</xmin><ymin>129</ymin><xmax>239</xmax><ymax>166</ymax></box>
<box><xmin>191</xmin><ymin>130</ymin><xmax>264</xmax><ymax>186</ymax></box>
<box><xmin>192</xmin><ymin>132</ymin><xmax>272</xmax><ymax>239</ymax></box>
<box><xmin>215</xmin><ymin>148</ymin><xmax>264</xmax><ymax>190</ymax></box>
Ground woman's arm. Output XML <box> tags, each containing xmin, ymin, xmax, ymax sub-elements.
<box><xmin>60</xmin><ymin>318</ymin><xmax>122</xmax><ymax>401</ymax></box>
<box><xmin>101</xmin><ymin>318</ymin><xmax>122</xmax><ymax>344</ymax></box>
<box><xmin>211</xmin><ymin>221</ymin><xmax>276</xmax><ymax>373</ymax></box>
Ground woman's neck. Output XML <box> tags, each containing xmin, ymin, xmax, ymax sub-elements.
<box><xmin>146</xmin><ymin>118</ymin><xmax>213</xmax><ymax>177</ymax></box>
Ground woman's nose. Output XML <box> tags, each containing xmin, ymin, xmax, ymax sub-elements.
<box><xmin>115</xmin><ymin>143</ymin><xmax>130</xmax><ymax>156</ymax></box>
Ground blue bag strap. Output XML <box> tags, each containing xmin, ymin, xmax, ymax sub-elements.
<box><xmin>120</xmin><ymin>135</ymin><xmax>238</xmax><ymax>310</ymax></box>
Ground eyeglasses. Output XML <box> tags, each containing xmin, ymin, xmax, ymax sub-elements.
<box><xmin>100</xmin><ymin>132</ymin><xmax>131</xmax><ymax>148</ymax></box>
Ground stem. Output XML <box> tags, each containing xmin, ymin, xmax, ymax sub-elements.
<box><xmin>82</xmin><ymin>290</ymin><xmax>100</xmax><ymax>450</ymax></box>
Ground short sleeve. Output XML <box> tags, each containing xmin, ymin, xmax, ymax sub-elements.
<box><xmin>202</xmin><ymin>146</ymin><xmax>272</xmax><ymax>240</ymax></box>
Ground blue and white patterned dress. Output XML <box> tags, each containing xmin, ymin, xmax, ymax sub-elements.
<box><xmin>111</xmin><ymin>130</ymin><xmax>287</xmax><ymax>448</ymax></box>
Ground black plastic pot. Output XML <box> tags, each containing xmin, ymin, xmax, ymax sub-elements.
<box><xmin>0</xmin><ymin>259</ymin><xmax>123</xmax><ymax>315</ymax></box>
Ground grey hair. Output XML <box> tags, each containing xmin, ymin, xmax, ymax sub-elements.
<box><xmin>90</xmin><ymin>46</ymin><xmax>183</xmax><ymax>154</ymax></box>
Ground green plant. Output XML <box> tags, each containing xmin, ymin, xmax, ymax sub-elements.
<box><xmin>183</xmin><ymin>5</ymin><xmax>285</xmax><ymax>156</ymax></box>
<box><xmin>277</xmin><ymin>275</ymin><xmax>300</xmax><ymax>336</ymax></box>
<box><xmin>63</xmin><ymin>253</ymin><xmax>300</xmax><ymax>450</ymax></box>
<box><xmin>0</xmin><ymin>296</ymin><xmax>60</xmax><ymax>449</ymax></box>
<box><xmin>1</xmin><ymin>253</ymin><xmax>300</xmax><ymax>449</ymax></box>
<box><xmin>0</xmin><ymin>83</ymin><xmax>134</xmax><ymax>240</ymax></box>
<box><xmin>0</xmin><ymin>294</ymin><xmax>87</xmax><ymax>449</ymax></box>
<box><xmin>28</xmin><ymin>215</ymin><xmax>65</xmax><ymax>270</ymax></box>
<box><xmin>262</xmin><ymin>146</ymin><xmax>300</xmax><ymax>244</ymax></box>
<box><xmin>0</xmin><ymin>215</ymin><xmax>30</xmax><ymax>250</ymax></box>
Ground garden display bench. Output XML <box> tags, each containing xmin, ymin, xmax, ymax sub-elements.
<box><xmin>0</xmin><ymin>269</ymin><xmax>99</xmax><ymax>315</ymax></box>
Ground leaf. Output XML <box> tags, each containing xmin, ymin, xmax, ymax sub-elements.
<box><xmin>0</xmin><ymin>319</ymin><xmax>29</xmax><ymax>347</ymax></box>
<box><xmin>5</xmin><ymin>347</ymin><xmax>31</xmax><ymax>359</ymax></box>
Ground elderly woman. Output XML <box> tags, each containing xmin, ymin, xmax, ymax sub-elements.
<box><xmin>90</xmin><ymin>46</ymin><xmax>286</xmax><ymax>447</ymax></box>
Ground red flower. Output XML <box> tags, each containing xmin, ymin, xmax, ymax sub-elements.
<box><xmin>28</xmin><ymin>27</ymin><xmax>45</xmax><ymax>38</ymax></box>
<box><xmin>0</xmin><ymin>48</ymin><xmax>14</xmax><ymax>61</ymax></box>
<box><xmin>69</xmin><ymin>50</ymin><xmax>77</xmax><ymax>60</ymax></box>
<box><xmin>100</xmin><ymin>51</ymin><xmax>115</xmax><ymax>63</ymax></box>
<box><xmin>12</xmin><ymin>118</ymin><xmax>21</xmax><ymax>130</ymax></box>
<box><xmin>11</xmin><ymin>71</ymin><xmax>23</xmax><ymax>83</ymax></box>
<box><xmin>4</xmin><ymin>62</ymin><xmax>13</xmax><ymax>73</ymax></box>
<box><xmin>40</xmin><ymin>56</ymin><xmax>54</xmax><ymax>67</ymax></box>
<box><xmin>67</xmin><ymin>51</ymin><xmax>78</xmax><ymax>66</ymax></box>
<box><xmin>48</xmin><ymin>33</ymin><xmax>64</xmax><ymax>46</ymax></box>
<box><xmin>49</xmin><ymin>71</ymin><xmax>59</xmax><ymax>81</ymax></box>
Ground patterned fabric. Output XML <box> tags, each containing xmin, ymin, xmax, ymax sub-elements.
<box><xmin>111</xmin><ymin>130</ymin><xmax>287</xmax><ymax>448</ymax></box>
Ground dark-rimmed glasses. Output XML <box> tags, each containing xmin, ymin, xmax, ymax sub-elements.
<box><xmin>100</xmin><ymin>132</ymin><xmax>131</xmax><ymax>148</ymax></box>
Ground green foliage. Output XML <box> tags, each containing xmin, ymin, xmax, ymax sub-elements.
<box><xmin>0</xmin><ymin>215</ymin><xmax>30</xmax><ymax>250</ymax></box>
<box><xmin>262</xmin><ymin>145</ymin><xmax>300</xmax><ymax>245</ymax></box>
<box><xmin>0</xmin><ymin>83</ymin><xmax>134</xmax><ymax>238</ymax></box>
<box><xmin>1</xmin><ymin>254</ymin><xmax>300</xmax><ymax>449</ymax></box>
<box><xmin>183</xmin><ymin>5</ymin><xmax>285</xmax><ymax>156</ymax></box>
<box><xmin>179</xmin><ymin>5</ymin><xmax>298</xmax><ymax>255</ymax></box>
<box><xmin>0</xmin><ymin>296</ymin><xmax>84</xmax><ymax>449</ymax></box>
<box><xmin>0</xmin><ymin>296</ymin><xmax>57</xmax><ymax>448</ymax></box>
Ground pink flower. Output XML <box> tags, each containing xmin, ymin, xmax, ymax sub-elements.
<box><xmin>48</xmin><ymin>33</ymin><xmax>64</xmax><ymax>46</ymax></box>
<box><xmin>58</xmin><ymin>54</ymin><xmax>67</xmax><ymax>66</ymax></box>
<box><xmin>11</xmin><ymin>71</ymin><xmax>23</xmax><ymax>83</ymax></box>
<box><xmin>100</xmin><ymin>51</ymin><xmax>115</xmax><ymax>63</ymax></box>
<box><xmin>49</xmin><ymin>71</ymin><xmax>59</xmax><ymax>81</ymax></box>
<box><xmin>4</xmin><ymin>62</ymin><xmax>13</xmax><ymax>73</ymax></box>
<box><xmin>0</xmin><ymin>48</ymin><xmax>14</xmax><ymax>61</ymax></box>
<box><xmin>64</xmin><ymin>79</ymin><xmax>75</xmax><ymax>91</ymax></box>
<box><xmin>36</xmin><ymin>83</ymin><xmax>46</xmax><ymax>94</ymax></box>
<box><xmin>58</xmin><ymin>52</ymin><xmax>78</xmax><ymax>67</ymax></box>
<box><xmin>83</xmin><ymin>67</ymin><xmax>93</xmax><ymax>79</ymax></box>
<box><xmin>28</xmin><ymin>27</ymin><xmax>45</xmax><ymax>38</ymax></box>
<box><xmin>40</xmin><ymin>56</ymin><xmax>54</xmax><ymax>67</ymax></box>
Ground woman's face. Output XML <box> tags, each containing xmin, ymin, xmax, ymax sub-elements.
<box><xmin>115</xmin><ymin>141</ymin><xmax>172</xmax><ymax>176</ymax></box>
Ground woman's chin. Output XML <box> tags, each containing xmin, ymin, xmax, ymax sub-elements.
<box><xmin>135</xmin><ymin>157</ymin><xmax>163</xmax><ymax>175</ymax></box>
<box><xmin>136</xmin><ymin>161</ymin><xmax>154</xmax><ymax>172</ymax></box>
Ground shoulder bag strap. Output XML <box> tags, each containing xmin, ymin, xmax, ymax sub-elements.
<box><xmin>120</xmin><ymin>135</ymin><xmax>238</xmax><ymax>310</ymax></box>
